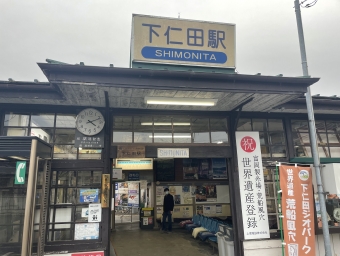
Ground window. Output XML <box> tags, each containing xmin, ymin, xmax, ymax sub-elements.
<box><xmin>3</xmin><ymin>112</ymin><xmax>101</xmax><ymax>160</ymax></box>
<box><xmin>192</xmin><ymin>118</ymin><xmax>210</xmax><ymax>143</ymax></box>
<box><xmin>0</xmin><ymin>161</ymin><xmax>45</xmax><ymax>245</ymax></box>
<box><xmin>263</xmin><ymin>165</ymin><xmax>280</xmax><ymax>231</ymax></box>
<box><xmin>48</xmin><ymin>170</ymin><xmax>102</xmax><ymax>241</ymax></box>
<box><xmin>112</xmin><ymin>116</ymin><xmax>132</xmax><ymax>143</ymax></box>
<box><xmin>210</xmin><ymin>118</ymin><xmax>228</xmax><ymax>144</ymax></box>
<box><xmin>112</xmin><ymin>115</ymin><xmax>229</xmax><ymax>144</ymax></box>
<box><xmin>291</xmin><ymin>119</ymin><xmax>340</xmax><ymax>158</ymax></box>
<box><xmin>237</xmin><ymin>118</ymin><xmax>286</xmax><ymax>158</ymax></box>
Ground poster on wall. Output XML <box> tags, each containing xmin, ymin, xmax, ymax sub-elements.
<box><xmin>74</xmin><ymin>223</ymin><xmax>99</xmax><ymax>240</ymax></box>
<box><xmin>156</xmin><ymin>186</ymin><xmax>164</xmax><ymax>196</ymax></box>
<box><xmin>196</xmin><ymin>205</ymin><xmax>203</xmax><ymax>214</ymax></box>
<box><xmin>212</xmin><ymin>158</ymin><xmax>227</xmax><ymax>179</ymax></box>
<box><xmin>216</xmin><ymin>205</ymin><xmax>222</xmax><ymax>214</ymax></box>
<box><xmin>128</xmin><ymin>193</ymin><xmax>139</xmax><ymax>207</ymax></box>
<box><xmin>182</xmin><ymin>207</ymin><xmax>190</xmax><ymax>217</ymax></box>
<box><xmin>183</xmin><ymin>159</ymin><xmax>199</xmax><ymax>179</ymax></box>
<box><xmin>118</xmin><ymin>183</ymin><xmax>128</xmax><ymax>194</ymax></box>
<box><xmin>79</xmin><ymin>189</ymin><xmax>99</xmax><ymax>203</ymax></box>
<box><xmin>174</xmin><ymin>195</ymin><xmax>181</xmax><ymax>204</ymax></box>
<box><xmin>280</xmin><ymin>164</ymin><xmax>315</xmax><ymax>256</ymax></box>
<box><xmin>195</xmin><ymin>185</ymin><xmax>217</xmax><ymax>202</ymax></box>
<box><xmin>157</xmin><ymin>207</ymin><xmax>163</xmax><ymax>214</ymax></box>
<box><xmin>88</xmin><ymin>204</ymin><xmax>102</xmax><ymax>223</ymax></box>
<box><xmin>128</xmin><ymin>182</ymin><xmax>139</xmax><ymax>193</ymax></box>
<box><xmin>198</xmin><ymin>159</ymin><xmax>212</xmax><ymax>179</ymax></box>
<box><xmin>236</xmin><ymin>131</ymin><xmax>270</xmax><ymax>240</ymax></box>
<box><xmin>183</xmin><ymin>158</ymin><xmax>227</xmax><ymax>180</ymax></box>
<box><xmin>156</xmin><ymin>196</ymin><xmax>163</xmax><ymax>205</ymax></box>
<box><xmin>81</xmin><ymin>208</ymin><xmax>89</xmax><ymax>218</ymax></box>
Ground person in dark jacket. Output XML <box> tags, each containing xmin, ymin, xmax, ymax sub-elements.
<box><xmin>162</xmin><ymin>188</ymin><xmax>174</xmax><ymax>233</ymax></box>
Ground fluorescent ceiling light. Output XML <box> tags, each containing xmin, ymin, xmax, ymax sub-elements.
<box><xmin>149</xmin><ymin>135</ymin><xmax>191</xmax><ymax>138</ymax></box>
<box><xmin>0</xmin><ymin>158</ymin><xmax>7</xmax><ymax>161</ymax></box>
<box><xmin>141</xmin><ymin>122</ymin><xmax>190</xmax><ymax>126</ymax></box>
<box><xmin>145</xmin><ymin>97</ymin><xmax>217</xmax><ymax>106</ymax></box>
<box><xmin>9</xmin><ymin>156</ymin><xmax>27</xmax><ymax>161</ymax></box>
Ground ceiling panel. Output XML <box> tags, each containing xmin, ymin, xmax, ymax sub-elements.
<box><xmin>173</xmin><ymin>91</ymin><xmax>200</xmax><ymax>98</ymax></box>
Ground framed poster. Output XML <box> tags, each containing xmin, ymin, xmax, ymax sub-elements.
<box><xmin>74</xmin><ymin>223</ymin><xmax>99</xmax><ymax>240</ymax></box>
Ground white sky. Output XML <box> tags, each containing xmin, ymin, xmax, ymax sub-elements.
<box><xmin>0</xmin><ymin>0</ymin><xmax>339</xmax><ymax>95</ymax></box>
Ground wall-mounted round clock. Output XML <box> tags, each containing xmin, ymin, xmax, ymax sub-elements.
<box><xmin>76</xmin><ymin>108</ymin><xmax>105</xmax><ymax>136</ymax></box>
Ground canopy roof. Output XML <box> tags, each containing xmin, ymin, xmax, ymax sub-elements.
<box><xmin>0</xmin><ymin>63</ymin><xmax>320</xmax><ymax>113</ymax></box>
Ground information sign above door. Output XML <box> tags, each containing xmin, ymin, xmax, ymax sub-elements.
<box><xmin>117</xmin><ymin>145</ymin><xmax>145</xmax><ymax>158</ymax></box>
<box><xmin>157</xmin><ymin>148</ymin><xmax>189</xmax><ymax>158</ymax></box>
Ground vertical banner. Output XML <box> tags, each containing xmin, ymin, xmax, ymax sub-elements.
<box><xmin>280</xmin><ymin>165</ymin><xmax>315</xmax><ymax>256</ymax></box>
<box><xmin>236</xmin><ymin>132</ymin><xmax>270</xmax><ymax>239</ymax></box>
<box><xmin>101</xmin><ymin>174</ymin><xmax>110</xmax><ymax>208</ymax></box>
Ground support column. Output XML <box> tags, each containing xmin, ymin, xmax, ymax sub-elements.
<box><xmin>21</xmin><ymin>139</ymin><xmax>38</xmax><ymax>256</ymax></box>
<box><xmin>103</xmin><ymin>91</ymin><xmax>111</xmax><ymax>256</ymax></box>
<box><xmin>229</xmin><ymin>114</ymin><xmax>244</xmax><ymax>256</ymax></box>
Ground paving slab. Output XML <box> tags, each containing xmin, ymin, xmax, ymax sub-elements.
<box><xmin>110</xmin><ymin>223</ymin><xmax>217</xmax><ymax>256</ymax></box>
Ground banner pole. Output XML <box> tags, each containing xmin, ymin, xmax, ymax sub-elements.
<box><xmin>294</xmin><ymin>1</ymin><xmax>331</xmax><ymax>254</ymax></box>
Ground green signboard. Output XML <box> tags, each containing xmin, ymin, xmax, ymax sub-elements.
<box><xmin>15</xmin><ymin>161</ymin><xmax>26</xmax><ymax>185</ymax></box>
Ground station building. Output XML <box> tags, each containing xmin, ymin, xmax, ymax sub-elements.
<box><xmin>1</xmin><ymin>14</ymin><xmax>340</xmax><ymax>256</ymax></box>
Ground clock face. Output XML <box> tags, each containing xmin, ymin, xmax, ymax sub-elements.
<box><xmin>76</xmin><ymin>108</ymin><xmax>105</xmax><ymax>136</ymax></box>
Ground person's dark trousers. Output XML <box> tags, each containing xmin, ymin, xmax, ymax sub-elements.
<box><xmin>162</xmin><ymin>211</ymin><xmax>172</xmax><ymax>231</ymax></box>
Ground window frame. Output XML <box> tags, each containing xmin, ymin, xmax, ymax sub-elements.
<box><xmin>112</xmin><ymin>115</ymin><xmax>230</xmax><ymax>145</ymax></box>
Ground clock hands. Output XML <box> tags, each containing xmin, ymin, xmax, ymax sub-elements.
<box><xmin>86</xmin><ymin>120</ymin><xmax>96</xmax><ymax>126</ymax></box>
<box><xmin>86</xmin><ymin>117</ymin><xmax>102</xmax><ymax>126</ymax></box>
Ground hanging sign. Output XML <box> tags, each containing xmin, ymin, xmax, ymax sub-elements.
<box><xmin>101</xmin><ymin>174</ymin><xmax>110</xmax><ymax>208</ymax></box>
<box><xmin>15</xmin><ymin>161</ymin><xmax>26</xmax><ymax>185</ymax></box>
<box><xmin>280</xmin><ymin>165</ymin><xmax>315</xmax><ymax>256</ymax></box>
<box><xmin>236</xmin><ymin>132</ymin><xmax>270</xmax><ymax>240</ymax></box>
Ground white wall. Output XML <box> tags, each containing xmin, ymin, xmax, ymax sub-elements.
<box><xmin>243</xmin><ymin>234</ymin><xmax>340</xmax><ymax>256</ymax></box>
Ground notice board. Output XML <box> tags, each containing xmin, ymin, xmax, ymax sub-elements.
<box><xmin>156</xmin><ymin>159</ymin><xmax>175</xmax><ymax>181</ymax></box>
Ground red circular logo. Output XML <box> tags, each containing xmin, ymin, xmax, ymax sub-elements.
<box><xmin>240</xmin><ymin>136</ymin><xmax>256</xmax><ymax>153</ymax></box>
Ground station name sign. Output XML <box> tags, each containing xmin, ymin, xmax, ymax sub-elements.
<box><xmin>131</xmin><ymin>14</ymin><xmax>235</xmax><ymax>68</ymax></box>
<box><xmin>157</xmin><ymin>148</ymin><xmax>189</xmax><ymax>158</ymax></box>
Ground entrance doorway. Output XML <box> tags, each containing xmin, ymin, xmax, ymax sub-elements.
<box><xmin>114</xmin><ymin>181</ymin><xmax>141</xmax><ymax>223</ymax></box>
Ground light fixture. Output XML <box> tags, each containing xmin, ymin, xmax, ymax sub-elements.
<box><xmin>145</xmin><ymin>97</ymin><xmax>217</xmax><ymax>106</ymax></box>
<box><xmin>149</xmin><ymin>135</ymin><xmax>191</xmax><ymax>138</ymax></box>
<box><xmin>9</xmin><ymin>156</ymin><xmax>27</xmax><ymax>161</ymax></box>
<box><xmin>141</xmin><ymin>122</ymin><xmax>190</xmax><ymax>126</ymax></box>
<box><xmin>0</xmin><ymin>158</ymin><xmax>7</xmax><ymax>161</ymax></box>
